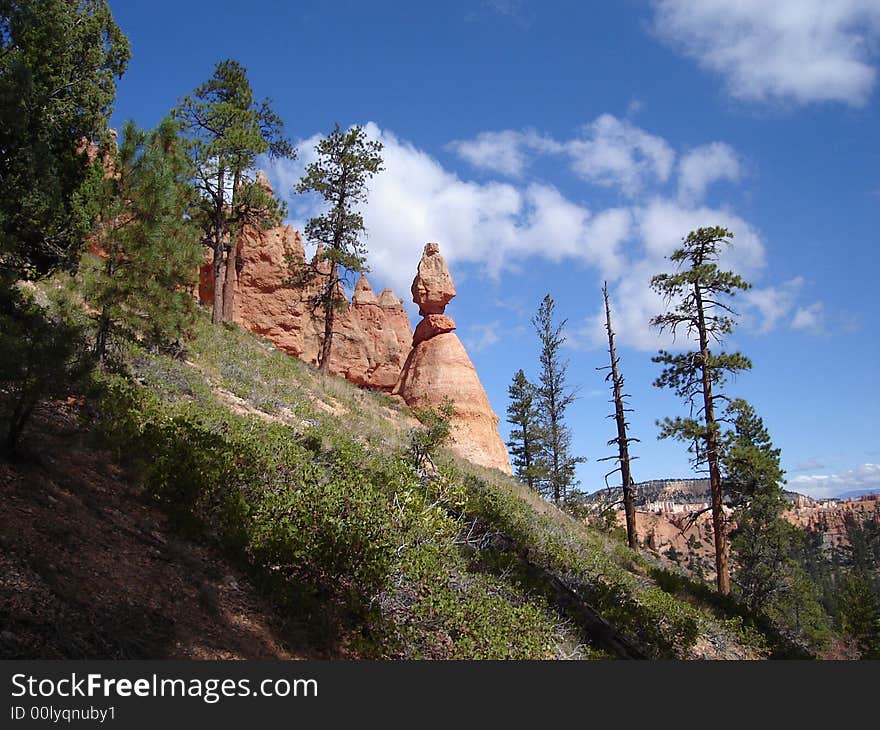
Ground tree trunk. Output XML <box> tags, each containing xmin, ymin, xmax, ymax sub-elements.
<box><xmin>5</xmin><ymin>397</ymin><xmax>34</xmax><ymax>453</ymax></box>
<box><xmin>211</xmin><ymin>168</ymin><xmax>226</xmax><ymax>325</ymax></box>
<box><xmin>694</xmin><ymin>282</ymin><xmax>730</xmax><ymax>594</ymax></box>
<box><xmin>604</xmin><ymin>284</ymin><xmax>638</xmax><ymax>551</ymax></box>
<box><xmin>318</xmin><ymin>261</ymin><xmax>338</xmax><ymax>374</ymax></box>
<box><xmin>551</xmin><ymin>418</ymin><xmax>561</xmax><ymax>505</ymax></box>
<box><xmin>94</xmin><ymin>307</ymin><xmax>110</xmax><ymax>363</ymax></box>
<box><xmin>222</xmin><ymin>170</ymin><xmax>243</xmax><ymax>323</ymax></box>
<box><xmin>94</xmin><ymin>255</ymin><xmax>115</xmax><ymax>362</ymax></box>
<box><xmin>212</xmin><ymin>239</ymin><xmax>225</xmax><ymax>325</ymax></box>
<box><xmin>221</xmin><ymin>233</ymin><xmax>238</xmax><ymax>322</ymax></box>
<box><xmin>523</xmin><ymin>428</ymin><xmax>534</xmax><ymax>491</ymax></box>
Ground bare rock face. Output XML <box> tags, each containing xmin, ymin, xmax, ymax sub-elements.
<box><xmin>352</xmin><ymin>275</ymin><xmax>378</xmax><ymax>305</ymax></box>
<box><xmin>232</xmin><ymin>223</ymin><xmax>311</xmax><ymax>355</ymax></box>
<box><xmin>413</xmin><ymin>314</ymin><xmax>456</xmax><ymax>346</ymax></box>
<box><xmin>331</xmin><ymin>282</ymin><xmax>413</xmax><ymax>390</ymax></box>
<box><xmin>411</xmin><ymin>242</ymin><xmax>456</xmax><ymax>316</ymax></box>
<box><xmin>395</xmin><ymin>244</ymin><xmax>512</xmax><ymax>475</ymax></box>
<box><xmin>198</xmin><ymin>204</ymin><xmax>412</xmax><ymax>391</ymax></box>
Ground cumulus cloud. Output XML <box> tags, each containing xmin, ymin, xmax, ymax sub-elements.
<box><xmin>452</xmin><ymin>118</ymin><xmax>742</xmax><ymax>203</ymax></box>
<box><xmin>788</xmin><ymin>463</ymin><xmax>880</xmax><ymax>499</ymax></box>
<box><xmin>566</xmin><ymin>114</ymin><xmax>675</xmax><ymax>195</ymax></box>
<box><xmin>578</xmin><ymin>200</ymin><xmax>767</xmax><ymax>351</ymax></box>
<box><xmin>263</xmin><ymin>123</ymin><xmax>635</xmax><ymax>301</ymax></box>
<box><xmin>448</xmin><ymin>130</ymin><xmax>560</xmax><ymax>177</ymax></box>
<box><xmin>677</xmin><ymin>143</ymin><xmax>741</xmax><ymax>203</ymax></box>
<box><xmin>791</xmin><ymin>301</ymin><xmax>826</xmax><ymax>333</ymax></box>
<box><xmin>651</xmin><ymin>0</ymin><xmax>880</xmax><ymax>106</ymax></box>
<box><xmin>742</xmin><ymin>277</ymin><xmax>803</xmax><ymax>335</ymax></box>
<box><xmin>450</xmin><ymin>115</ymin><xmax>675</xmax><ymax>195</ymax></box>
<box><xmin>261</xmin><ymin>120</ymin><xmax>803</xmax><ymax>352</ymax></box>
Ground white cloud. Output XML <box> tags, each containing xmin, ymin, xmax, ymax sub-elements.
<box><xmin>579</xmin><ymin>200</ymin><xmax>767</xmax><ymax>351</ymax></box>
<box><xmin>463</xmin><ymin>322</ymin><xmax>501</xmax><ymax>353</ymax></box>
<box><xmin>791</xmin><ymin>301</ymin><xmax>826</xmax><ymax>333</ymax></box>
<box><xmin>651</xmin><ymin>0</ymin><xmax>880</xmax><ymax>106</ymax></box>
<box><xmin>677</xmin><ymin>143</ymin><xmax>741</xmax><ymax>203</ymax></box>
<box><xmin>788</xmin><ymin>463</ymin><xmax>880</xmax><ymax>499</ymax></box>
<box><xmin>743</xmin><ymin>277</ymin><xmax>803</xmax><ymax>335</ymax></box>
<box><xmin>450</xmin><ymin>115</ymin><xmax>675</xmax><ymax>195</ymax></box>
<box><xmin>635</xmin><ymin>199</ymin><xmax>765</xmax><ymax>274</ymax></box>
<box><xmin>264</xmin><ymin>123</ymin><xmax>633</xmax><ymax>302</ymax></box>
<box><xmin>566</xmin><ymin>114</ymin><xmax>675</xmax><ymax>195</ymax></box>
<box><xmin>263</xmin><ymin>122</ymin><xmax>785</xmax><ymax>352</ymax></box>
<box><xmin>448</xmin><ymin>130</ymin><xmax>560</xmax><ymax>177</ymax></box>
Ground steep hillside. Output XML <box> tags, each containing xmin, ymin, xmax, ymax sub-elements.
<box><xmin>0</xmin><ymin>404</ymin><xmax>307</xmax><ymax>659</ymax></box>
<box><xmin>1</xmin><ymin>314</ymin><xmax>798</xmax><ymax>660</ymax></box>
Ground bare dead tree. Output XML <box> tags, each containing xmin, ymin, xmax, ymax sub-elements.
<box><xmin>596</xmin><ymin>283</ymin><xmax>639</xmax><ymax>550</ymax></box>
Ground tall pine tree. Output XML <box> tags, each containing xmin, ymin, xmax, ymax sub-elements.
<box><xmin>651</xmin><ymin>226</ymin><xmax>752</xmax><ymax>594</ymax></box>
<box><xmin>723</xmin><ymin>400</ymin><xmax>790</xmax><ymax>610</ymax></box>
<box><xmin>291</xmin><ymin>124</ymin><xmax>383</xmax><ymax>373</ymax></box>
<box><xmin>531</xmin><ymin>294</ymin><xmax>584</xmax><ymax>506</ymax></box>
<box><xmin>0</xmin><ymin>0</ymin><xmax>130</xmax><ymax>283</ymax></box>
<box><xmin>174</xmin><ymin>60</ymin><xmax>294</xmax><ymax>324</ymax></box>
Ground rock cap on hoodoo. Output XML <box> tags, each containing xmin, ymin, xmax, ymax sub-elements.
<box><xmin>412</xmin><ymin>314</ymin><xmax>456</xmax><ymax>346</ymax></box>
<box><xmin>411</xmin><ymin>242</ymin><xmax>456</xmax><ymax>316</ymax></box>
<box><xmin>352</xmin><ymin>274</ymin><xmax>378</xmax><ymax>305</ymax></box>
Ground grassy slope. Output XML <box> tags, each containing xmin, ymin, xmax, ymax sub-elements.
<box><xmin>70</xmin><ymin>315</ymin><xmax>780</xmax><ymax>660</ymax></box>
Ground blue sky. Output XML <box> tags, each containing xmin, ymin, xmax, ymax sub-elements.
<box><xmin>108</xmin><ymin>1</ymin><xmax>880</xmax><ymax>499</ymax></box>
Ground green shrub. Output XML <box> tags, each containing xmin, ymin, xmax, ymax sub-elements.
<box><xmin>0</xmin><ymin>285</ymin><xmax>94</xmax><ymax>452</ymax></box>
<box><xmin>82</xmin><ymin>318</ymin><xmax>772</xmax><ymax>660</ymax></box>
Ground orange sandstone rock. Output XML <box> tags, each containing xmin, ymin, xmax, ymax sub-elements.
<box><xmin>198</xmin><ymin>215</ymin><xmax>413</xmax><ymax>391</ymax></box>
<box><xmin>411</xmin><ymin>242</ymin><xmax>456</xmax><ymax>315</ymax></box>
<box><xmin>395</xmin><ymin>243</ymin><xmax>512</xmax><ymax>475</ymax></box>
<box><xmin>412</xmin><ymin>314</ymin><xmax>456</xmax><ymax>346</ymax></box>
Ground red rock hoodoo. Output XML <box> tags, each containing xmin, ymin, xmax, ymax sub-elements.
<box><xmin>394</xmin><ymin>243</ymin><xmax>512</xmax><ymax>475</ymax></box>
<box><xmin>197</xmin><ymin>180</ymin><xmax>511</xmax><ymax>474</ymax></box>
<box><xmin>197</xmin><ymin>177</ymin><xmax>412</xmax><ymax>391</ymax></box>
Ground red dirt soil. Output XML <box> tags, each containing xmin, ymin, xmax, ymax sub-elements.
<box><xmin>0</xmin><ymin>402</ymin><xmax>319</xmax><ymax>660</ymax></box>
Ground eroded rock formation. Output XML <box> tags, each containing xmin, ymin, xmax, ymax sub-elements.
<box><xmin>198</xmin><ymin>177</ymin><xmax>412</xmax><ymax>390</ymax></box>
<box><xmin>196</xmin><ymin>182</ymin><xmax>511</xmax><ymax>472</ymax></box>
<box><xmin>395</xmin><ymin>244</ymin><xmax>512</xmax><ymax>475</ymax></box>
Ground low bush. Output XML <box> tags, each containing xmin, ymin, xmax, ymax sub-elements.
<box><xmin>88</xmin><ymin>371</ymin><xmax>562</xmax><ymax>658</ymax></box>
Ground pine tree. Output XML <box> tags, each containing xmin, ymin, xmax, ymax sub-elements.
<box><xmin>837</xmin><ymin>509</ymin><xmax>880</xmax><ymax>657</ymax></box>
<box><xmin>173</xmin><ymin>60</ymin><xmax>294</xmax><ymax>324</ymax></box>
<box><xmin>722</xmin><ymin>400</ymin><xmax>789</xmax><ymax>610</ymax></box>
<box><xmin>650</xmin><ymin>226</ymin><xmax>752</xmax><ymax>594</ymax></box>
<box><xmin>291</xmin><ymin>124</ymin><xmax>383</xmax><ymax>373</ymax></box>
<box><xmin>506</xmin><ymin>369</ymin><xmax>545</xmax><ymax>491</ymax></box>
<box><xmin>0</xmin><ymin>0</ymin><xmax>130</xmax><ymax>283</ymax></box>
<box><xmin>81</xmin><ymin>119</ymin><xmax>203</xmax><ymax>362</ymax></box>
<box><xmin>531</xmin><ymin>294</ymin><xmax>584</xmax><ymax>506</ymax></box>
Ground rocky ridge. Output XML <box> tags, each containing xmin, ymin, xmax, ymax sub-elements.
<box><xmin>198</xmin><ymin>177</ymin><xmax>411</xmax><ymax>392</ymax></box>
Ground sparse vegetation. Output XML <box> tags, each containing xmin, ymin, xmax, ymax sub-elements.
<box><xmin>60</xmin><ymin>317</ymin><xmax>774</xmax><ymax>659</ymax></box>
<box><xmin>1</xmin><ymin>0</ymin><xmax>872</xmax><ymax>663</ymax></box>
